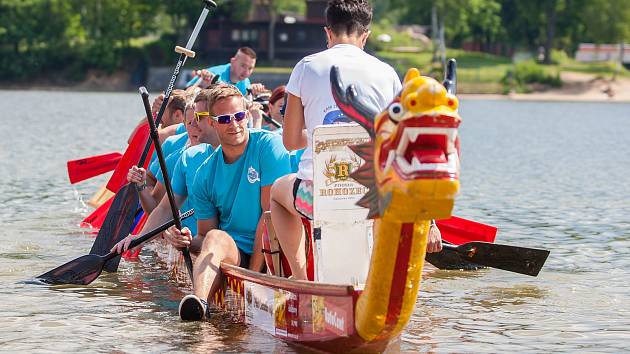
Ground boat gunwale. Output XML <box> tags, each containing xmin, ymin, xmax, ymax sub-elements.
<box><xmin>220</xmin><ymin>263</ymin><xmax>357</xmax><ymax>297</ymax></box>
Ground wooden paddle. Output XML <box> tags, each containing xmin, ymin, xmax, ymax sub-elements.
<box><xmin>140</xmin><ymin>86</ymin><xmax>194</xmax><ymax>282</ymax></box>
<box><xmin>438</xmin><ymin>241</ymin><xmax>550</xmax><ymax>276</ymax></box>
<box><xmin>86</xmin><ymin>183</ymin><xmax>115</xmax><ymax>209</ymax></box>
<box><xmin>37</xmin><ymin>210</ymin><xmax>194</xmax><ymax>285</ymax></box>
<box><xmin>85</xmin><ymin>0</ymin><xmax>216</xmax><ymax>270</ymax></box>
<box><xmin>67</xmin><ymin>152</ymin><xmax>122</xmax><ymax>184</ymax></box>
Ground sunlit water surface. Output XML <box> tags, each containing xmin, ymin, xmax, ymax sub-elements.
<box><xmin>0</xmin><ymin>91</ymin><xmax>628</xmax><ymax>353</ymax></box>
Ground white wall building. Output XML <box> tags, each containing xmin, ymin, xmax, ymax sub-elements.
<box><xmin>575</xmin><ymin>43</ymin><xmax>630</xmax><ymax>63</ymax></box>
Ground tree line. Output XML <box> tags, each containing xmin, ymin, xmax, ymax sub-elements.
<box><xmin>385</xmin><ymin>0</ymin><xmax>629</xmax><ymax>64</ymax></box>
<box><xmin>1</xmin><ymin>0</ymin><xmax>628</xmax><ymax>81</ymax></box>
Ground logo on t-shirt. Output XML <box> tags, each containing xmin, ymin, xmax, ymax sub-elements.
<box><xmin>323</xmin><ymin>109</ymin><xmax>352</xmax><ymax>125</ymax></box>
<box><xmin>247</xmin><ymin>166</ymin><xmax>260</xmax><ymax>184</ymax></box>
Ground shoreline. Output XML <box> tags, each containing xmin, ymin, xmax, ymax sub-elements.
<box><xmin>3</xmin><ymin>71</ymin><xmax>630</xmax><ymax>103</ymax></box>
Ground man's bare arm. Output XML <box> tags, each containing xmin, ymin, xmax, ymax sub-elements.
<box><xmin>283</xmin><ymin>93</ymin><xmax>307</xmax><ymax>151</ymax></box>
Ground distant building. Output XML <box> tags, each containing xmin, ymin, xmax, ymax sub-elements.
<box><xmin>575</xmin><ymin>43</ymin><xmax>630</xmax><ymax>63</ymax></box>
<box><xmin>196</xmin><ymin>0</ymin><xmax>328</xmax><ymax>63</ymax></box>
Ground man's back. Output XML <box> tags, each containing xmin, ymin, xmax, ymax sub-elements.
<box><xmin>287</xmin><ymin>43</ymin><xmax>402</xmax><ymax>180</ymax></box>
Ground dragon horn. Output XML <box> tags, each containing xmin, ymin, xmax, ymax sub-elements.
<box><xmin>442</xmin><ymin>58</ymin><xmax>457</xmax><ymax>95</ymax></box>
<box><xmin>330</xmin><ymin>66</ymin><xmax>378</xmax><ymax>138</ymax></box>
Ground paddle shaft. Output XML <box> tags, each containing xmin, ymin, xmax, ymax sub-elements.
<box><xmin>103</xmin><ymin>209</ymin><xmax>195</xmax><ymax>262</ymax></box>
<box><xmin>140</xmin><ymin>87</ymin><xmax>195</xmax><ymax>283</ymax></box>
<box><xmin>136</xmin><ymin>1</ymin><xmax>215</xmax><ymax>166</ymax></box>
<box><xmin>263</xmin><ymin>113</ymin><xmax>282</xmax><ymax>128</ymax></box>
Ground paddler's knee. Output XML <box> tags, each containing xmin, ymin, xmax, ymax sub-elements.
<box><xmin>202</xmin><ymin>230</ymin><xmax>239</xmax><ymax>260</ymax></box>
<box><xmin>271</xmin><ymin>173</ymin><xmax>296</xmax><ymax>205</ymax></box>
<box><xmin>203</xmin><ymin>229</ymin><xmax>229</xmax><ymax>248</ymax></box>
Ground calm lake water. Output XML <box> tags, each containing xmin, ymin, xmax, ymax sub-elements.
<box><xmin>0</xmin><ymin>90</ymin><xmax>628</xmax><ymax>353</ymax></box>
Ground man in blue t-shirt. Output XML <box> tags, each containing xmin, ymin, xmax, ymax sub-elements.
<box><xmin>185</xmin><ymin>47</ymin><xmax>265</xmax><ymax>96</ymax></box>
<box><xmin>176</xmin><ymin>84</ymin><xmax>290</xmax><ymax>321</ymax></box>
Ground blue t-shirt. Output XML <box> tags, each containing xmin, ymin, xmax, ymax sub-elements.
<box><xmin>191</xmin><ymin>130</ymin><xmax>291</xmax><ymax>254</ymax></box>
<box><xmin>186</xmin><ymin>63</ymin><xmax>251</xmax><ymax>96</ymax></box>
<box><xmin>175</xmin><ymin>123</ymin><xmax>186</xmax><ymax>135</ymax></box>
<box><xmin>257</xmin><ymin>127</ymin><xmax>301</xmax><ymax>173</ymax></box>
<box><xmin>147</xmin><ymin>123</ymin><xmax>186</xmax><ymax>171</ymax></box>
<box><xmin>167</xmin><ymin>143</ymin><xmax>215</xmax><ymax>236</ymax></box>
<box><xmin>149</xmin><ymin>132</ymin><xmax>189</xmax><ymax>176</ymax></box>
<box><xmin>152</xmin><ymin>146</ymin><xmax>194</xmax><ymax>235</ymax></box>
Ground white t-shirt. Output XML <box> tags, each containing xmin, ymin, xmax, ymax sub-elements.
<box><xmin>286</xmin><ymin>44</ymin><xmax>402</xmax><ymax>180</ymax></box>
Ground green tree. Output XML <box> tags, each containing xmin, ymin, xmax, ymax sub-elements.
<box><xmin>0</xmin><ymin>0</ymin><xmax>77</xmax><ymax>78</ymax></box>
<box><xmin>580</xmin><ymin>0</ymin><xmax>630</xmax><ymax>43</ymax></box>
<box><xmin>580</xmin><ymin>0</ymin><xmax>630</xmax><ymax>74</ymax></box>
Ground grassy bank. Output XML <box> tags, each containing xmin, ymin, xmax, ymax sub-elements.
<box><xmin>375</xmin><ymin>49</ymin><xmax>629</xmax><ymax>94</ymax></box>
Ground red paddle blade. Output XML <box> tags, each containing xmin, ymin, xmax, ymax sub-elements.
<box><xmin>106</xmin><ymin>122</ymin><xmax>154</xmax><ymax>193</ymax></box>
<box><xmin>436</xmin><ymin>215</ymin><xmax>498</xmax><ymax>245</ymax></box>
<box><xmin>67</xmin><ymin>152</ymin><xmax>122</xmax><ymax>184</ymax></box>
<box><xmin>80</xmin><ymin>196</ymin><xmax>115</xmax><ymax>231</ymax></box>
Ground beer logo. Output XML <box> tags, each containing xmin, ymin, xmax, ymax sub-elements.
<box><xmin>323</xmin><ymin>155</ymin><xmax>361</xmax><ymax>186</ymax></box>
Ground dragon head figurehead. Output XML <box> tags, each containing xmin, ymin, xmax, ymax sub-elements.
<box><xmin>330</xmin><ymin>60</ymin><xmax>461</xmax><ymax>222</ymax></box>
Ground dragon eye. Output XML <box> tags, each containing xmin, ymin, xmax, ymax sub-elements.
<box><xmin>388</xmin><ymin>102</ymin><xmax>404</xmax><ymax>123</ymax></box>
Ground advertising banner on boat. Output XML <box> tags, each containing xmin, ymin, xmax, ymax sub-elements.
<box><xmin>242</xmin><ymin>280</ymin><xmax>355</xmax><ymax>341</ymax></box>
<box><xmin>311</xmin><ymin>295</ymin><xmax>352</xmax><ymax>337</ymax></box>
<box><xmin>244</xmin><ymin>281</ymin><xmax>299</xmax><ymax>338</ymax></box>
<box><xmin>312</xmin><ymin>124</ymin><xmax>371</xmax><ymax>220</ymax></box>
<box><xmin>244</xmin><ymin>281</ymin><xmax>276</xmax><ymax>335</ymax></box>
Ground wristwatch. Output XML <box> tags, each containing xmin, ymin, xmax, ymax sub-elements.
<box><xmin>136</xmin><ymin>180</ymin><xmax>147</xmax><ymax>191</ymax></box>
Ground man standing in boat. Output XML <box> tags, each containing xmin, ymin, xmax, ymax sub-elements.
<box><xmin>186</xmin><ymin>47</ymin><xmax>266</xmax><ymax>96</ymax></box>
<box><xmin>269</xmin><ymin>0</ymin><xmax>444</xmax><ymax>281</ymax></box>
<box><xmin>120</xmin><ymin>84</ymin><xmax>291</xmax><ymax>321</ymax></box>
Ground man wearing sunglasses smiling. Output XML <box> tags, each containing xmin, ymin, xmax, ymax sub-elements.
<box><xmin>159</xmin><ymin>84</ymin><xmax>291</xmax><ymax>321</ymax></box>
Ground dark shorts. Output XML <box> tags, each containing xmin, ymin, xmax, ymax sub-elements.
<box><xmin>238</xmin><ymin>248</ymin><xmax>250</xmax><ymax>269</ymax></box>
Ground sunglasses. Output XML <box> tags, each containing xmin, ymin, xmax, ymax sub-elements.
<box><xmin>195</xmin><ymin>110</ymin><xmax>248</xmax><ymax>124</ymax></box>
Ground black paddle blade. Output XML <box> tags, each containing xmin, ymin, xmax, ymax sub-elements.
<box><xmin>37</xmin><ymin>255</ymin><xmax>105</xmax><ymax>285</ymax></box>
<box><xmin>89</xmin><ymin>183</ymin><xmax>139</xmax><ymax>272</ymax></box>
<box><xmin>451</xmin><ymin>242</ymin><xmax>550</xmax><ymax>276</ymax></box>
<box><xmin>425</xmin><ymin>244</ymin><xmax>486</xmax><ymax>271</ymax></box>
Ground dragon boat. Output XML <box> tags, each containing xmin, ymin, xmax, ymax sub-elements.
<box><xmin>147</xmin><ymin>61</ymin><xmax>464</xmax><ymax>352</ymax></box>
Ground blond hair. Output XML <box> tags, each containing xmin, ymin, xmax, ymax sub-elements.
<box><xmin>194</xmin><ymin>84</ymin><xmax>244</xmax><ymax>115</ymax></box>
